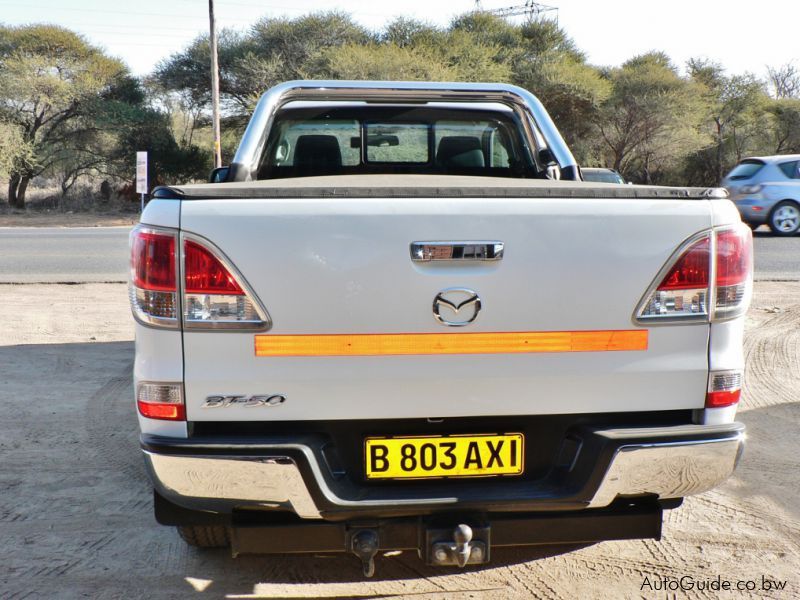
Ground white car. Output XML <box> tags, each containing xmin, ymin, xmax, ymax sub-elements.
<box><xmin>130</xmin><ymin>81</ymin><xmax>751</xmax><ymax>576</ymax></box>
<box><xmin>581</xmin><ymin>167</ymin><xmax>626</xmax><ymax>184</ymax></box>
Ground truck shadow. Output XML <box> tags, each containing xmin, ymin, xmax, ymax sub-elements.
<box><xmin>176</xmin><ymin>543</ymin><xmax>595</xmax><ymax>598</ymax></box>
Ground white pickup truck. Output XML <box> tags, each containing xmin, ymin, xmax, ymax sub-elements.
<box><xmin>130</xmin><ymin>81</ymin><xmax>751</xmax><ymax>576</ymax></box>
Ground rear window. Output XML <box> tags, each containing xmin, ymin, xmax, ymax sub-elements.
<box><xmin>778</xmin><ymin>160</ymin><xmax>800</xmax><ymax>179</ymax></box>
<box><xmin>270</xmin><ymin>119</ymin><xmax>361</xmax><ymax>168</ymax></box>
<box><xmin>726</xmin><ymin>160</ymin><xmax>765</xmax><ymax>180</ymax></box>
<box><xmin>257</xmin><ymin>106</ymin><xmax>533</xmax><ymax>180</ymax></box>
<box><xmin>365</xmin><ymin>123</ymin><xmax>428</xmax><ymax>164</ymax></box>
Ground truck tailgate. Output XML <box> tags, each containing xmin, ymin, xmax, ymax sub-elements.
<box><xmin>180</xmin><ymin>195</ymin><xmax>712</xmax><ymax>421</ymax></box>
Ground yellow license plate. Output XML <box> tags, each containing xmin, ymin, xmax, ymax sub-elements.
<box><xmin>364</xmin><ymin>433</ymin><xmax>524</xmax><ymax>479</ymax></box>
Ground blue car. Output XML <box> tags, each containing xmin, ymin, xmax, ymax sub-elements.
<box><xmin>722</xmin><ymin>155</ymin><xmax>800</xmax><ymax>236</ymax></box>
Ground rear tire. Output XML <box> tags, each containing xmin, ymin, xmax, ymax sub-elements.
<box><xmin>768</xmin><ymin>201</ymin><xmax>800</xmax><ymax>236</ymax></box>
<box><xmin>177</xmin><ymin>525</ymin><xmax>230</xmax><ymax>548</ymax></box>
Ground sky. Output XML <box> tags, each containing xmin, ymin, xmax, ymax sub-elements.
<box><xmin>0</xmin><ymin>0</ymin><xmax>797</xmax><ymax>79</ymax></box>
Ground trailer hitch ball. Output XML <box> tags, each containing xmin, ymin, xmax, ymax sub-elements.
<box><xmin>453</xmin><ymin>524</ymin><xmax>473</xmax><ymax>568</ymax></box>
<box><xmin>351</xmin><ymin>529</ymin><xmax>379</xmax><ymax>578</ymax></box>
<box><xmin>427</xmin><ymin>522</ymin><xmax>489</xmax><ymax>567</ymax></box>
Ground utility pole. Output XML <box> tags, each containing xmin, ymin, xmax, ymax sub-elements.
<box><xmin>209</xmin><ymin>0</ymin><xmax>222</xmax><ymax>168</ymax></box>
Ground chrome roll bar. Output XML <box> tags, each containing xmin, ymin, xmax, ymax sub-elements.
<box><xmin>230</xmin><ymin>80</ymin><xmax>578</xmax><ymax>181</ymax></box>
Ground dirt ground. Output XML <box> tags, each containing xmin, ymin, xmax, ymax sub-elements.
<box><xmin>0</xmin><ymin>210</ymin><xmax>138</xmax><ymax>228</ymax></box>
<box><xmin>0</xmin><ymin>282</ymin><xmax>797</xmax><ymax>599</ymax></box>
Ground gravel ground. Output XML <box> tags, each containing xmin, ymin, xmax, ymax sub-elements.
<box><xmin>0</xmin><ymin>282</ymin><xmax>797</xmax><ymax>599</ymax></box>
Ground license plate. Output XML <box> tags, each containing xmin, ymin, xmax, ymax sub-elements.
<box><xmin>364</xmin><ymin>433</ymin><xmax>524</xmax><ymax>479</ymax></box>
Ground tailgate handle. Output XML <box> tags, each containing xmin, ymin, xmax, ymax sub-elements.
<box><xmin>411</xmin><ymin>241</ymin><xmax>504</xmax><ymax>262</ymax></box>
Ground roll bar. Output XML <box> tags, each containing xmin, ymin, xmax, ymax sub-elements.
<box><xmin>229</xmin><ymin>80</ymin><xmax>579</xmax><ymax>181</ymax></box>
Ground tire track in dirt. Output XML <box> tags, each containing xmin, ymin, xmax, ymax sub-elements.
<box><xmin>2</xmin><ymin>590</ymin><xmax>38</xmax><ymax>600</ymax></box>
<box><xmin>507</xmin><ymin>563</ymin><xmax>565</xmax><ymax>600</ymax></box>
<box><xmin>692</xmin><ymin>494</ymin><xmax>768</xmax><ymax>530</ymax></box>
<box><xmin>83</xmin><ymin>362</ymin><xmax>145</xmax><ymax>483</ymax></box>
<box><xmin>0</xmin><ymin>511</ymin><xmax>33</xmax><ymax>523</ymax></box>
<box><xmin>742</xmin><ymin>306</ymin><xmax>800</xmax><ymax>411</ymax></box>
<box><xmin>698</xmin><ymin>490</ymin><xmax>800</xmax><ymax>543</ymax></box>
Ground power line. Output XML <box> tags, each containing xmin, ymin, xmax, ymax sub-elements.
<box><xmin>51</xmin><ymin>27</ymin><xmax>204</xmax><ymax>36</ymax></box>
<box><xmin>2</xmin><ymin>1</ymin><xmax>390</xmax><ymax>21</ymax></box>
<box><xmin>2</xmin><ymin>3</ymin><xmax>208</xmax><ymax>18</ymax></box>
<box><xmin>474</xmin><ymin>0</ymin><xmax>557</xmax><ymax>19</ymax></box>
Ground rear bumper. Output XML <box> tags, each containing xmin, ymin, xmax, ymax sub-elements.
<box><xmin>141</xmin><ymin>422</ymin><xmax>744</xmax><ymax>520</ymax></box>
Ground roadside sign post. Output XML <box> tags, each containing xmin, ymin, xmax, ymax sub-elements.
<box><xmin>136</xmin><ymin>151</ymin><xmax>148</xmax><ymax>212</ymax></box>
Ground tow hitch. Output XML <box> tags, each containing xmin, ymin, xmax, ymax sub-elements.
<box><xmin>426</xmin><ymin>523</ymin><xmax>490</xmax><ymax>567</ymax></box>
<box><xmin>348</xmin><ymin>521</ymin><xmax>490</xmax><ymax>576</ymax></box>
<box><xmin>229</xmin><ymin>503</ymin><xmax>663</xmax><ymax>577</ymax></box>
<box><xmin>350</xmin><ymin>529</ymin><xmax>380</xmax><ymax>577</ymax></box>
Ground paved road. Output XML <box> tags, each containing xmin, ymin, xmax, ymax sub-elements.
<box><xmin>752</xmin><ymin>229</ymin><xmax>800</xmax><ymax>280</ymax></box>
<box><xmin>0</xmin><ymin>226</ymin><xmax>797</xmax><ymax>282</ymax></box>
<box><xmin>0</xmin><ymin>227</ymin><xmax>130</xmax><ymax>283</ymax></box>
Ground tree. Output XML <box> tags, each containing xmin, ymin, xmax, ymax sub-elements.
<box><xmin>488</xmin><ymin>18</ymin><xmax>607</xmax><ymax>164</ymax></box>
<box><xmin>114</xmin><ymin>106</ymin><xmax>209</xmax><ymax>186</ymax></box>
<box><xmin>518</xmin><ymin>18</ymin><xmax>585</xmax><ymax>63</ymax></box>
<box><xmin>0</xmin><ymin>120</ymin><xmax>34</xmax><ymax>182</ymax></box>
<box><xmin>596</xmin><ymin>53</ymin><xmax>707</xmax><ymax>184</ymax></box>
<box><xmin>767</xmin><ymin>62</ymin><xmax>800</xmax><ymax>99</ymax></box>
<box><xmin>767</xmin><ymin>98</ymin><xmax>800</xmax><ymax>154</ymax></box>
<box><xmin>248</xmin><ymin>11</ymin><xmax>371</xmax><ymax>80</ymax></box>
<box><xmin>317</xmin><ymin>43</ymin><xmax>452</xmax><ymax>81</ymax></box>
<box><xmin>0</xmin><ymin>25</ymin><xmax>127</xmax><ymax>207</ymax></box>
<box><xmin>155</xmin><ymin>12</ymin><xmax>371</xmax><ymax>120</ymax></box>
<box><xmin>154</xmin><ymin>29</ymin><xmax>253</xmax><ymax>116</ymax></box>
<box><xmin>687</xmin><ymin>59</ymin><xmax>771</xmax><ymax>185</ymax></box>
<box><xmin>151</xmin><ymin>9</ymin><xmax>785</xmax><ymax>189</ymax></box>
<box><xmin>450</xmin><ymin>11</ymin><xmax>521</xmax><ymax>64</ymax></box>
<box><xmin>382</xmin><ymin>17</ymin><xmax>444</xmax><ymax>49</ymax></box>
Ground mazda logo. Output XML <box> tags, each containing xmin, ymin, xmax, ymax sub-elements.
<box><xmin>432</xmin><ymin>288</ymin><xmax>481</xmax><ymax>327</ymax></box>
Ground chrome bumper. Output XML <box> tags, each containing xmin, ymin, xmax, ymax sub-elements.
<box><xmin>587</xmin><ymin>431</ymin><xmax>744</xmax><ymax>507</ymax></box>
<box><xmin>143</xmin><ymin>424</ymin><xmax>744</xmax><ymax>519</ymax></box>
<box><xmin>143</xmin><ymin>452</ymin><xmax>323</xmax><ymax>518</ymax></box>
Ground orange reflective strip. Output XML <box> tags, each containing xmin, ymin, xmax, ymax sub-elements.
<box><xmin>254</xmin><ymin>330</ymin><xmax>648</xmax><ymax>357</ymax></box>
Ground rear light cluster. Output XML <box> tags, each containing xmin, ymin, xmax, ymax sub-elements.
<box><xmin>706</xmin><ymin>370</ymin><xmax>742</xmax><ymax>408</ymax></box>
<box><xmin>130</xmin><ymin>226</ymin><xmax>269</xmax><ymax>330</ymax></box>
<box><xmin>714</xmin><ymin>229</ymin><xmax>753</xmax><ymax>319</ymax></box>
<box><xmin>130</xmin><ymin>229</ymin><xmax>178</xmax><ymax>325</ymax></box>
<box><xmin>137</xmin><ymin>382</ymin><xmax>185</xmax><ymax>420</ymax></box>
<box><xmin>637</xmin><ymin>224</ymin><xmax>752</xmax><ymax>322</ymax></box>
<box><xmin>183</xmin><ymin>239</ymin><xmax>264</xmax><ymax>328</ymax></box>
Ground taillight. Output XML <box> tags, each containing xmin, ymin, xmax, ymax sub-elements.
<box><xmin>130</xmin><ymin>226</ymin><xmax>178</xmax><ymax>327</ymax></box>
<box><xmin>137</xmin><ymin>382</ymin><xmax>185</xmax><ymax>421</ymax></box>
<box><xmin>636</xmin><ymin>223</ymin><xmax>752</xmax><ymax>322</ymax></box>
<box><xmin>706</xmin><ymin>371</ymin><xmax>742</xmax><ymax>408</ymax></box>
<box><xmin>129</xmin><ymin>226</ymin><xmax>270</xmax><ymax>330</ymax></box>
<box><xmin>182</xmin><ymin>235</ymin><xmax>269</xmax><ymax>330</ymax></box>
<box><xmin>637</xmin><ymin>233</ymin><xmax>710</xmax><ymax>320</ymax></box>
<box><xmin>714</xmin><ymin>226</ymin><xmax>753</xmax><ymax>319</ymax></box>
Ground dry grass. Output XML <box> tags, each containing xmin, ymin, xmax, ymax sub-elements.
<box><xmin>0</xmin><ymin>181</ymin><xmax>141</xmax><ymax>227</ymax></box>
